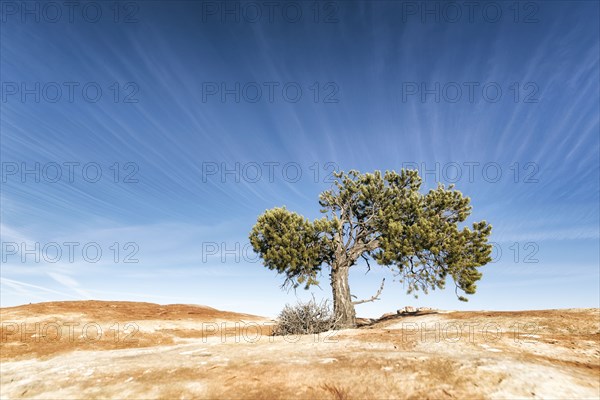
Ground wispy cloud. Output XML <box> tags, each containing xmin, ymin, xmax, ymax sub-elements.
<box><xmin>46</xmin><ymin>272</ymin><xmax>92</xmax><ymax>299</ymax></box>
<box><xmin>1</xmin><ymin>2</ymin><xmax>598</xmax><ymax>313</ymax></box>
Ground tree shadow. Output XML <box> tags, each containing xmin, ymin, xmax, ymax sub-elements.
<box><xmin>356</xmin><ymin>310</ymin><xmax>440</xmax><ymax>328</ymax></box>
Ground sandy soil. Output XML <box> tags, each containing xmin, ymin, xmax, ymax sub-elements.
<box><xmin>1</xmin><ymin>301</ymin><xmax>598</xmax><ymax>399</ymax></box>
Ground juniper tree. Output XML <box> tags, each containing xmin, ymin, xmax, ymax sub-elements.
<box><xmin>249</xmin><ymin>170</ymin><xmax>492</xmax><ymax>328</ymax></box>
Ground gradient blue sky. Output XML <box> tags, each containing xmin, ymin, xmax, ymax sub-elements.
<box><xmin>1</xmin><ymin>1</ymin><xmax>598</xmax><ymax>317</ymax></box>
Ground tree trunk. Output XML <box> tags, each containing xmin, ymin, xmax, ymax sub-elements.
<box><xmin>331</xmin><ymin>265</ymin><xmax>356</xmax><ymax>328</ymax></box>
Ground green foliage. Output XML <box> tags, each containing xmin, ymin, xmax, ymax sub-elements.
<box><xmin>249</xmin><ymin>207</ymin><xmax>334</xmax><ymax>289</ymax></box>
<box><xmin>249</xmin><ymin>169</ymin><xmax>492</xmax><ymax>301</ymax></box>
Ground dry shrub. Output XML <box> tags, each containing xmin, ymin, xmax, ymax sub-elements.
<box><xmin>272</xmin><ymin>297</ymin><xmax>340</xmax><ymax>336</ymax></box>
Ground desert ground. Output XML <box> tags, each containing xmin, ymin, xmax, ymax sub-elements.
<box><xmin>0</xmin><ymin>301</ymin><xmax>598</xmax><ymax>399</ymax></box>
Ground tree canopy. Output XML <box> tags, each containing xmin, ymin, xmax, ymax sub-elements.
<box><xmin>250</xmin><ymin>169</ymin><xmax>492</xmax><ymax>327</ymax></box>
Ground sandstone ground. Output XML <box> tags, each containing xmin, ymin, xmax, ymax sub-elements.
<box><xmin>1</xmin><ymin>301</ymin><xmax>598</xmax><ymax>399</ymax></box>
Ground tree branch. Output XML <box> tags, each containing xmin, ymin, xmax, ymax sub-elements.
<box><xmin>362</xmin><ymin>253</ymin><xmax>372</xmax><ymax>274</ymax></box>
<box><xmin>352</xmin><ymin>278</ymin><xmax>385</xmax><ymax>305</ymax></box>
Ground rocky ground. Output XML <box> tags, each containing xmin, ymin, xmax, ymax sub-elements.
<box><xmin>1</xmin><ymin>301</ymin><xmax>598</xmax><ymax>399</ymax></box>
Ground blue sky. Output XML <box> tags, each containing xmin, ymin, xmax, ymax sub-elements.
<box><xmin>1</xmin><ymin>1</ymin><xmax>598</xmax><ymax>317</ymax></box>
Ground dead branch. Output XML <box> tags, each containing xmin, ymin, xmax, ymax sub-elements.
<box><xmin>362</xmin><ymin>253</ymin><xmax>372</xmax><ymax>274</ymax></box>
<box><xmin>352</xmin><ymin>278</ymin><xmax>385</xmax><ymax>305</ymax></box>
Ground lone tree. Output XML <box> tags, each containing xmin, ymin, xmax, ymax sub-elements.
<box><xmin>249</xmin><ymin>170</ymin><xmax>492</xmax><ymax>328</ymax></box>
